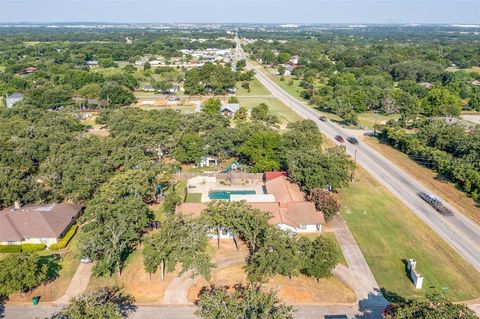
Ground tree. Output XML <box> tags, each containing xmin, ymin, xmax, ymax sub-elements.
<box><xmin>251</xmin><ymin>103</ymin><xmax>279</xmax><ymax>125</ymax></box>
<box><xmin>421</xmin><ymin>88</ymin><xmax>462</xmax><ymax>117</ymax></box>
<box><xmin>195</xmin><ymin>284</ymin><xmax>295</xmax><ymax>319</ymax></box>
<box><xmin>236</xmin><ymin>59</ymin><xmax>246</xmax><ymax>71</ymax></box>
<box><xmin>278</xmin><ymin>65</ymin><xmax>286</xmax><ymax>76</ymax></box>
<box><xmin>228</xmin><ymin>96</ymin><xmax>239</xmax><ymax>104</ymax></box>
<box><xmin>0</xmin><ymin>253</ymin><xmax>56</xmax><ymax>296</ymax></box>
<box><xmin>79</xmin><ymin>196</ymin><xmax>152</xmax><ymax>276</ymax></box>
<box><xmin>241</xmin><ymin>130</ymin><xmax>282</xmax><ymax>173</ymax></box>
<box><xmin>234</xmin><ymin>106</ymin><xmax>248</xmax><ymax>122</ymax></box>
<box><xmin>282</xmin><ymin>120</ymin><xmax>323</xmax><ymax>153</ymax></box>
<box><xmin>469</xmin><ymin>92</ymin><xmax>480</xmax><ymax>111</ymax></box>
<box><xmin>383</xmin><ymin>292</ymin><xmax>478</xmax><ymax>319</ymax></box>
<box><xmin>288</xmin><ymin>147</ymin><xmax>354</xmax><ymax>192</ymax></box>
<box><xmin>277</xmin><ymin>52</ymin><xmax>291</xmax><ymax>65</ymax></box>
<box><xmin>300</xmin><ymin>236</ymin><xmax>338</xmax><ymax>282</ymax></box>
<box><xmin>307</xmin><ymin>189</ymin><xmax>341</xmax><ymax>222</ymax></box>
<box><xmin>49</xmin><ymin>287</ymin><xmax>135</xmax><ymax>319</ymax></box>
<box><xmin>245</xmin><ymin>227</ymin><xmax>301</xmax><ymax>282</ymax></box>
<box><xmin>202</xmin><ymin>98</ymin><xmax>222</xmax><ymax>115</ymax></box>
<box><xmin>143</xmin><ymin>62</ymin><xmax>151</xmax><ymax>71</ymax></box>
<box><xmin>100</xmin><ymin>83</ymin><xmax>135</xmax><ymax>108</ymax></box>
<box><xmin>174</xmin><ymin>132</ymin><xmax>204</xmax><ymax>163</ymax></box>
<box><xmin>143</xmin><ymin>215</ymin><xmax>213</xmax><ymax>280</ymax></box>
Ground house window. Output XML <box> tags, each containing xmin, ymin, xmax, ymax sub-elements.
<box><xmin>221</xmin><ymin>228</ymin><xmax>229</xmax><ymax>236</ymax></box>
<box><xmin>299</xmin><ymin>224</ymin><xmax>307</xmax><ymax>230</ymax></box>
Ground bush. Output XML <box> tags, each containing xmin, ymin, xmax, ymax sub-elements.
<box><xmin>21</xmin><ymin>243</ymin><xmax>46</xmax><ymax>252</ymax></box>
<box><xmin>49</xmin><ymin>224</ymin><xmax>78</xmax><ymax>251</ymax></box>
<box><xmin>0</xmin><ymin>245</ymin><xmax>22</xmax><ymax>253</ymax></box>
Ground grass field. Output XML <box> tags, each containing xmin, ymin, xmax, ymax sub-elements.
<box><xmin>338</xmin><ymin>167</ymin><xmax>480</xmax><ymax>301</ymax></box>
<box><xmin>238</xmin><ymin>96</ymin><xmax>302</xmax><ymax>124</ymax></box>
<box><xmin>236</xmin><ymin>78</ymin><xmax>271</xmax><ymax>96</ymax></box>
<box><xmin>185</xmin><ymin>193</ymin><xmax>202</xmax><ymax>203</ymax></box>
<box><xmin>357</xmin><ymin>112</ymin><xmax>401</xmax><ymax>130</ymax></box>
<box><xmin>362</xmin><ymin>137</ymin><xmax>480</xmax><ymax>225</ymax></box>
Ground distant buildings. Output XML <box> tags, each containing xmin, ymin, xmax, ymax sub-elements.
<box><xmin>220</xmin><ymin>103</ymin><xmax>240</xmax><ymax>116</ymax></box>
<box><xmin>5</xmin><ymin>93</ymin><xmax>24</xmax><ymax>108</ymax></box>
<box><xmin>0</xmin><ymin>202</ymin><xmax>83</xmax><ymax>246</ymax></box>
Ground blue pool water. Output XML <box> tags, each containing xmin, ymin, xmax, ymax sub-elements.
<box><xmin>208</xmin><ymin>190</ymin><xmax>256</xmax><ymax>200</ymax></box>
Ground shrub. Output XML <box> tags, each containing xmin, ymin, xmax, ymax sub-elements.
<box><xmin>49</xmin><ymin>224</ymin><xmax>78</xmax><ymax>250</ymax></box>
<box><xmin>21</xmin><ymin>243</ymin><xmax>46</xmax><ymax>252</ymax></box>
<box><xmin>0</xmin><ymin>245</ymin><xmax>22</xmax><ymax>253</ymax></box>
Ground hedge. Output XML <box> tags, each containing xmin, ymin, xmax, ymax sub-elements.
<box><xmin>0</xmin><ymin>245</ymin><xmax>22</xmax><ymax>253</ymax></box>
<box><xmin>49</xmin><ymin>224</ymin><xmax>78</xmax><ymax>251</ymax></box>
<box><xmin>21</xmin><ymin>243</ymin><xmax>47</xmax><ymax>252</ymax></box>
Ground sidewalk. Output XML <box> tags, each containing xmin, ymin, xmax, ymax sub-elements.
<box><xmin>54</xmin><ymin>262</ymin><xmax>94</xmax><ymax>304</ymax></box>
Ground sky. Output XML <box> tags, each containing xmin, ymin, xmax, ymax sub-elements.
<box><xmin>0</xmin><ymin>0</ymin><xmax>479</xmax><ymax>24</ymax></box>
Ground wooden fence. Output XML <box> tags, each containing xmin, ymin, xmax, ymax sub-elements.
<box><xmin>175</xmin><ymin>172</ymin><xmax>263</xmax><ymax>181</ymax></box>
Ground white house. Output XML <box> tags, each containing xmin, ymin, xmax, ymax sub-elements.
<box><xmin>198</xmin><ymin>156</ymin><xmax>219</xmax><ymax>168</ymax></box>
<box><xmin>221</xmin><ymin>103</ymin><xmax>240</xmax><ymax>116</ymax></box>
<box><xmin>5</xmin><ymin>93</ymin><xmax>24</xmax><ymax>108</ymax></box>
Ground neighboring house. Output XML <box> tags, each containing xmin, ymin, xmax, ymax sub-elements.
<box><xmin>177</xmin><ymin>171</ymin><xmax>325</xmax><ymax>234</ymax></box>
<box><xmin>168</xmin><ymin>85</ymin><xmax>180</xmax><ymax>93</ymax></box>
<box><xmin>0</xmin><ymin>202</ymin><xmax>83</xmax><ymax>246</ymax></box>
<box><xmin>22</xmin><ymin>66</ymin><xmax>37</xmax><ymax>74</ymax></box>
<box><xmin>198</xmin><ymin>156</ymin><xmax>219</xmax><ymax>168</ymax></box>
<box><xmin>288</xmin><ymin>55</ymin><xmax>299</xmax><ymax>67</ymax></box>
<box><xmin>5</xmin><ymin>93</ymin><xmax>24</xmax><ymax>108</ymax></box>
<box><xmin>86</xmin><ymin>60</ymin><xmax>99</xmax><ymax>68</ymax></box>
<box><xmin>143</xmin><ymin>85</ymin><xmax>155</xmax><ymax>92</ymax></box>
<box><xmin>220</xmin><ymin>103</ymin><xmax>240</xmax><ymax>116</ymax></box>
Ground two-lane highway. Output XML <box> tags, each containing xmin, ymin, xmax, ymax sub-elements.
<box><xmin>236</xmin><ymin>37</ymin><xmax>480</xmax><ymax>272</ymax></box>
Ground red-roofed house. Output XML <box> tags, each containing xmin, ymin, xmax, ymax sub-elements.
<box><xmin>176</xmin><ymin>171</ymin><xmax>324</xmax><ymax>236</ymax></box>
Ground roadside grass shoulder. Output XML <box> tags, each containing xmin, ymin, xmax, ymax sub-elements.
<box><xmin>362</xmin><ymin>136</ymin><xmax>480</xmax><ymax>225</ymax></box>
<box><xmin>339</xmin><ymin>167</ymin><xmax>480</xmax><ymax>301</ymax></box>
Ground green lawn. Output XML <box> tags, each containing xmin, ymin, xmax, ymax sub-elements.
<box><xmin>338</xmin><ymin>167</ymin><xmax>480</xmax><ymax>301</ymax></box>
<box><xmin>238</xmin><ymin>97</ymin><xmax>302</xmax><ymax>124</ymax></box>
<box><xmin>357</xmin><ymin>112</ymin><xmax>401</xmax><ymax>129</ymax></box>
<box><xmin>236</xmin><ymin>78</ymin><xmax>271</xmax><ymax>96</ymax></box>
<box><xmin>185</xmin><ymin>193</ymin><xmax>202</xmax><ymax>203</ymax></box>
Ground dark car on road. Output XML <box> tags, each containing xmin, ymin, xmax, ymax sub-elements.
<box><xmin>319</xmin><ymin>116</ymin><xmax>327</xmax><ymax>122</ymax></box>
<box><xmin>335</xmin><ymin>135</ymin><xmax>345</xmax><ymax>143</ymax></box>
<box><xmin>418</xmin><ymin>192</ymin><xmax>453</xmax><ymax>216</ymax></box>
<box><xmin>346</xmin><ymin>136</ymin><xmax>359</xmax><ymax>144</ymax></box>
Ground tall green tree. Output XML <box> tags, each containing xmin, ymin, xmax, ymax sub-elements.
<box><xmin>143</xmin><ymin>215</ymin><xmax>213</xmax><ymax>280</ymax></box>
<box><xmin>49</xmin><ymin>287</ymin><xmax>135</xmax><ymax>319</ymax></box>
<box><xmin>196</xmin><ymin>284</ymin><xmax>295</xmax><ymax>319</ymax></box>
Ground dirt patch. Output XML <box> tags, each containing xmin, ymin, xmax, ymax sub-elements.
<box><xmin>265</xmin><ymin>275</ymin><xmax>356</xmax><ymax>305</ymax></box>
<box><xmin>87</xmin><ymin>249</ymin><xmax>177</xmax><ymax>304</ymax></box>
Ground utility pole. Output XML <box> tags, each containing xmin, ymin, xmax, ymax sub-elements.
<box><xmin>351</xmin><ymin>148</ymin><xmax>358</xmax><ymax>182</ymax></box>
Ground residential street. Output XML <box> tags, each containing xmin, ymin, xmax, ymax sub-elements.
<box><xmin>236</xmin><ymin>38</ymin><xmax>480</xmax><ymax>273</ymax></box>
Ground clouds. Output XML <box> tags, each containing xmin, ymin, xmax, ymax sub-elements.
<box><xmin>0</xmin><ymin>0</ymin><xmax>479</xmax><ymax>23</ymax></box>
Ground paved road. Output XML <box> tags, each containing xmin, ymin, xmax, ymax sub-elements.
<box><xmin>4</xmin><ymin>304</ymin><xmax>377</xmax><ymax>319</ymax></box>
<box><xmin>236</xmin><ymin>37</ymin><xmax>480</xmax><ymax>273</ymax></box>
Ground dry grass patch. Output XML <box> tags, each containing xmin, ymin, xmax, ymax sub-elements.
<box><xmin>87</xmin><ymin>248</ymin><xmax>177</xmax><ymax>304</ymax></box>
<box><xmin>362</xmin><ymin>136</ymin><xmax>480</xmax><ymax>225</ymax></box>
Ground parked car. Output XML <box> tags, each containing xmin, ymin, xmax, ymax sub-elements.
<box><xmin>319</xmin><ymin>116</ymin><xmax>327</xmax><ymax>122</ymax></box>
<box><xmin>335</xmin><ymin>135</ymin><xmax>345</xmax><ymax>143</ymax></box>
<box><xmin>347</xmin><ymin>136</ymin><xmax>359</xmax><ymax>144</ymax></box>
<box><xmin>80</xmin><ymin>256</ymin><xmax>92</xmax><ymax>264</ymax></box>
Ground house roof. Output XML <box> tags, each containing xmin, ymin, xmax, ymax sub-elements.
<box><xmin>265</xmin><ymin>174</ymin><xmax>305</xmax><ymax>203</ymax></box>
<box><xmin>176</xmin><ymin>201</ymin><xmax>324</xmax><ymax>228</ymax></box>
<box><xmin>221</xmin><ymin>103</ymin><xmax>240</xmax><ymax>113</ymax></box>
<box><xmin>6</xmin><ymin>93</ymin><xmax>24</xmax><ymax>100</ymax></box>
<box><xmin>0</xmin><ymin>203</ymin><xmax>83</xmax><ymax>242</ymax></box>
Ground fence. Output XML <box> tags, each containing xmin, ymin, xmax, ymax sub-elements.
<box><xmin>175</xmin><ymin>172</ymin><xmax>263</xmax><ymax>181</ymax></box>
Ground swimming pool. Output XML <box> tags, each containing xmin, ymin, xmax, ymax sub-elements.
<box><xmin>208</xmin><ymin>190</ymin><xmax>256</xmax><ymax>200</ymax></box>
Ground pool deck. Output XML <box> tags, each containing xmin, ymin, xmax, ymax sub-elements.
<box><xmin>187</xmin><ymin>176</ymin><xmax>264</xmax><ymax>202</ymax></box>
